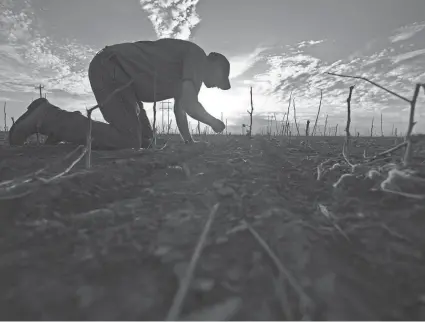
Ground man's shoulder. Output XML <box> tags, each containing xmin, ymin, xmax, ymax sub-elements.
<box><xmin>155</xmin><ymin>38</ymin><xmax>206</xmax><ymax>55</ymax></box>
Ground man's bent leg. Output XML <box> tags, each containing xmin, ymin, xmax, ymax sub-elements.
<box><xmin>9</xmin><ymin>98</ymin><xmax>141</xmax><ymax>149</ymax></box>
<box><xmin>89</xmin><ymin>48</ymin><xmax>149</xmax><ymax>149</ymax></box>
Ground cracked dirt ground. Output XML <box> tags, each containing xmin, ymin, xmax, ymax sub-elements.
<box><xmin>0</xmin><ymin>135</ymin><xmax>424</xmax><ymax>320</ymax></box>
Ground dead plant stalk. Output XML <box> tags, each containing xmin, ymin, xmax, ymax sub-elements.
<box><xmin>274</xmin><ymin>113</ymin><xmax>279</xmax><ymax>135</ymax></box>
<box><xmin>404</xmin><ymin>84</ymin><xmax>421</xmax><ymax>165</ymax></box>
<box><xmin>292</xmin><ymin>97</ymin><xmax>300</xmax><ymax>136</ymax></box>
<box><xmin>152</xmin><ymin>71</ymin><xmax>157</xmax><ymax>145</ymax></box>
<box><xmin>3</xmin><ymin>101</ymin><xmax>7</xmax><ymax>132</ymax></box>
<box><xmin>380</xmin><ymin>112</ymin><xmax>384</xmax><ymax>137</ymax></box>
<box><xmin>305</xmin><ymin>120</ymin><xmax>310</xmax><ymax>137</ymax></box>
<box><xmin>166</xmin><ymin>203</ymin><xmax>220</xmax><ymax>321</ymax></box>
<box><xmin>326</xmin><ymin>72</ymin><xmax>424</xmax><ymax>166</ymax></box>
<box><xmin>323</xmin><ymin>114</ymin><xmax>328</xmax><ymax>137</ymax></box>
<box><xmin>345</xmin><ymin>85</ymin><xmax>355</xmax><ymax>152</ymax></box>
<box><xmin>312</xmin><ymin>89</ymin><xmax>323</xmax><ymax>136</ymax></box>
<box><xmin>285</xmin><ymin>91</ymin><xmax>293</xmax><ymax>136</ymax></box>
<box><xmin>247</xmin><ymin>87</ymin><xmax>254</xmax><ymax>137</ymax></box>
<box><xmin>281</xmin><ymin>114</ymin><xmax>286</xmax><ymax>135</ymax></box>
<box><xmin>244</xmin><ymin>221</ymin><xmax>314</xmax><ymax>318</ymax></box>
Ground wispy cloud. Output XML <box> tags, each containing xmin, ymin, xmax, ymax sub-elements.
<box><xmin>391</xmin><ymin>48</ymin><xmax>425</xmax><ymax>64</ymax></box>
<box><xmin>296</xmin><ymin>39</ymin><xmax>326</xmax><ymax>48</ymax></box>
<box><xmin>229</xmin><ymin>46</ymin><xmax>267</xmax><ymax>80</ymax></box>
<box><xmin>139</xmin><ymin>0</ymin><xmax>201</xmax><ymax>40</ymax></box>
<box><xmin>389</xmin><ymin>21</ymin><xmax>425</xmax><ymax>43</ymax></box>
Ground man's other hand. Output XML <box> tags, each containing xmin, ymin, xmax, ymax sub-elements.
<box><xmin>211</xmin><ymin>119</ymin><xmax>225</xmax><ymax>133</ymax></box>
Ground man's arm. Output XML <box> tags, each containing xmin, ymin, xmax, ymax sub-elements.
<box><xmin>174</xmin><ymin>98</ymin><xmax>193</xmax><ymax>143</ymax></box>
<box><xmin>177</xmin><ymin>81</ymin><xmax>224</xmax><ymax>133</ymax></box>
<box><xmin>174</xmin><ymin>44</ymin><xmax>225</xmax><ymax>141</ymax></box>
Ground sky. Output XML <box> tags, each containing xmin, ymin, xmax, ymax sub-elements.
<box><xmin>1</xmin><ymin>0</ymin><xmax>425</xmax><ymax>135</ymax></box>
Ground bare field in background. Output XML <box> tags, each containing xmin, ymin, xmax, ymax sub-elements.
<box><xmin>0</xmin><ymin>134</ymin><xmax>424</xmax><ymax>320</ymax></box>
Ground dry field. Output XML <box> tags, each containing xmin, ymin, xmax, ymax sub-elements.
<box><xmin>0</xmin><ymin>134</ymin><xmax>424</xmax><ymax>320</ymax></box>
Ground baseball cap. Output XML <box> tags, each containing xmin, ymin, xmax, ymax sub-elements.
<box><xmin>208</xmin><ymin>52</ymin><xmax>231</xmax><ymax>90</ymax></box>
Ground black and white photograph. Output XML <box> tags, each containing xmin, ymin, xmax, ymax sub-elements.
<box><xmin>0</xmin><ymin>0</ymin><xmax>425</xmax><ymax>320</ymax></box>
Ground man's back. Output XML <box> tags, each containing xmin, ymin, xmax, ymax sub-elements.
<box><xmin>102</xmin><ymin>38</ymin><xmax>207</xmax><ymax>101</ymax></box>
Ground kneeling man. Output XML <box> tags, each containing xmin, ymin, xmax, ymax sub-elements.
<box><xmin>9</xmin><ymin>38</ymin><xmax>230</xmax><ymax>149</ymax></box>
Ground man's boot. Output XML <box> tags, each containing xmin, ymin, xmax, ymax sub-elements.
<box><xmin>9</xmin><ymin>98</ymin><xmax>150</xmax><ymax>149</ymax></box>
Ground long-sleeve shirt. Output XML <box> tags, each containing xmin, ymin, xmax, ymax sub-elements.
<box><xmin>99</xmin><ymin>38</ymin><xmax>207</xmax><ymax>102</ymax></box>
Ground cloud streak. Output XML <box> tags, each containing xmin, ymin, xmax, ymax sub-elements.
<box><xmin>139</xmin><ymin>0</ymin><xmax>201</xmax><ymax>40</ymax></box>
<box><xmin>229</xmin><ymin>46</ymin><xmax>268</xmax><ymax>80</ymax></box>
<box><xmin>389</xmin><ymin>21</ymin><xmax>425</xmax><ymax>43</ymax></box>
<box><xmin>296</xmin><ymin>39</ymin><xmax>326</xmax><ymax>48</ymax></box>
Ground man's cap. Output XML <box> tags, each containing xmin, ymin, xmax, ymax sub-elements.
<box><xmin>208</xmin><ymin>52</ymin><xmax>231</xmax><ymax>90</ymax></box>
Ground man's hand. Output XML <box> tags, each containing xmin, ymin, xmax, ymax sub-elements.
<box><xmin>177</xmin><ymin>81</ymin><xmax>226</xmax><ymax>140</ymax></box>
<box><xmin>180</xmin><ymin>81</ymin><xmax>219</xmax><ymax>128</ymax></box>
<box><xmin>211</xmin><ymin>119</ymin><xmax>225</xmax><ymax>133</ymax></box>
